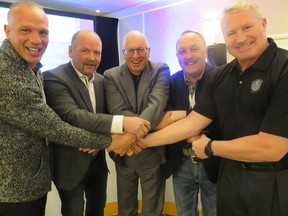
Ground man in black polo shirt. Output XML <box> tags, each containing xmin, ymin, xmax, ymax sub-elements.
<box><xmin>140</xmin><ymin>1</ymin><xmax>288</xmax><ymax>216</ymax></box>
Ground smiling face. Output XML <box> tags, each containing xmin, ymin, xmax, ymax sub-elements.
<box><xmin>221</xmin><ymin>7</ymin><xmax>268</xmax><ymax>70</ymax></box>
<box><xmin>176</xmin><ymin>32</ymin><xmax>207</xmax><ymax>80</ymax></box>
<box><xmin>69</xmin><ymin>31</ymin><xmax>102</xmax><ymax>80</ymax></box>
<box><xmin>123</xmin><ymin>31</ymin><xmax>150</xmax><ymax>76</ymax></box>
<box><xmin>4</xmin><ymin>4</ymin><xmax>49</xmax><ymax>69</ymax></box>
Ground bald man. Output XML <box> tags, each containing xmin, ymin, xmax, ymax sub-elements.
<box><xmin>104</xmin><ymin>30</ymin><xmax>170</xmax><ymax>216</ymax></box>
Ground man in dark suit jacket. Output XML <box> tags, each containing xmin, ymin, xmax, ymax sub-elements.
<box><xmin>160</xmin><ymin>31</ymin><xmax>222</xmax><ymax>216</ymax></box>
<box><xmin>43</xmin><ymin>30</ymin><xmax>150</xmax><ymax>216</ymax></box>
<box><xmin>103</xmin><ymin>30</ymin><xmax>170</xmax><ymax>216</ymax></box>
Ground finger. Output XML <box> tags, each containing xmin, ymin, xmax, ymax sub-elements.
<box><xmin>126</xmin><ymin>149</ymin><xmax>134</xmax><ymax>156</ymax></box>
<box><xmin>88</xmin><ymin>150</ymin><xmax>96</xmax><ymax>154</ymax></box>
<box><xmin>143</xmin><ymin>120</ymin><xmax>151</xmax><ymax>130</ymax></box>
<box><xmin>82</xmin><ymin>148</ymin><xmax>92</xmax><ymax>153</ymax></box>
<box><xmin>142</xmin><ymin>126</ymin><xmax>149</xmax><ymax>136</ymax></box>
<box><xmin>136</xmin><ymin>140</ymin><xmax>147</xmax><ymax>149</ymax></box>
<box><xmin>131</xmin><ymin>144</ymin><xmax>142</xmax><ymax>154</ymax></box>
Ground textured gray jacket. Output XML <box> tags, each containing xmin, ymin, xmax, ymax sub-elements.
<box><xmin>0</xmin><ymin>39</ymin><xmax>111</xmax><ymax>202</ymax></box>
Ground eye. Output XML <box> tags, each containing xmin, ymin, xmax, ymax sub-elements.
<box><xmin>127</xmin><ymin>49</ymin><xmax>135</xmax><ymax>55</ymax></box>
<box><xmin>177</xmin><ymin>50</ymin><xmax>186</xmax><ymax>55</ymax></box>
<box><xmin>20</xmin><ymin>28</ymin><xmax>30</xmax><ymax>33</ymax></box>
<box><xmin>226</xmin><ymin>31</ymin><xmax>236</xmax><ymax>37</ymax></box>
<box><xmin>95</xmin><ymin>50</ymin><xmax>102</xmax><ymax>56</ymax></box>
<box><xmin>245</xmin><ymin>25</ymin><xmax>253</xmax><ymax>31</ymax></box>
<box><xmin>191</xmin><ymin>47</ymin><xmax>199</xmax><ymax>52</ymax></box>
<box><xmin>40</xmin><ymin>31</ymin><xmax>49</xmax><ymax>37</ymax></box>
<box><xmin>137</xmin><ymin>48</ymin><xmax>147</xmax><ymax>54</ymax></box>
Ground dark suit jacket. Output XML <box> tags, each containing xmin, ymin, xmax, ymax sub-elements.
<box><xmin>161</xmin><ymin>63</ymin><xmax>222</xmax><ymax>183</ymax></box>
<box><xmin>43</xmin><ymin>62</ymin><xmax>111</xmax><ymax>190</ymax></box>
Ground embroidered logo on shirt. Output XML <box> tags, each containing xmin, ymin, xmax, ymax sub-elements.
<box><xmin>251</xmin><ymin>79</ymin><xmax>263</xmax><ymax>93</ymax></box>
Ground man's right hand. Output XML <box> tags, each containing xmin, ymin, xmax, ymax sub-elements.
<box><xmin>106</xmin><ymin>133</ymin><xmax>137</xmax><ymax>156</ymax></box>
<box><xmin>123</xmin><ymin>117</ymin><xmax>151</xmax><ymax>139</ymax></box>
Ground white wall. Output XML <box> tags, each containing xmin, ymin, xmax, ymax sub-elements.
<box><xmin>117</xmin><ymin>0</ymin><xmax>288</xmax><ymax>73</ymax></box>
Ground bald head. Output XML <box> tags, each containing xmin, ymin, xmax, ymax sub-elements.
<box><xmin>123</xmin><ymin>30</ymin><xmax>149</xmax><ymax>49</ymax></box>
<box><xmin>7</xmin><ymin>1</ymin><xmax>46</xmax><ymax>25</ymax></box>
<box><xmin>71</xmin><ymin>30</ymin><xmax>102</xmax><ymax>47</ymax></box>
<box><xmin>4</xmin><ymin>1</ymin><xmax>49</xmax><ymax>69</ymax></box>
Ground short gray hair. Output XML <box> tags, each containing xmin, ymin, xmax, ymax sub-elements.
<box><xmin>223</xmin><ymin>1</ymin><xmax>263</xmax><ymax>19</ymax></box>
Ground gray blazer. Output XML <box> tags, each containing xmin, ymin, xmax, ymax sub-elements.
<box><xmin>0</xmin><ymin>39</ymin><xmax>111</xmax><ymax>202</ymax></box>
<box><xmin>43</xmin><ymin>62</ymin><xmax>112</xmax><ymax>190</ymax></box>
<box><xmin>104</xmin><ymin>61</ymin><xmax>170</xmax><ymax>163</ymax></box>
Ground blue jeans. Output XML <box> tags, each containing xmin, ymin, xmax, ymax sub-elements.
<box><xmin>173</xmin><ymin>159</ymin><xmax>217</xmax><ymax>216</ymax></box>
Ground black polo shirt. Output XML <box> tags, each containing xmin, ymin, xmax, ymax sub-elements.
<box><xmin>194</xmin><ymin>38</ymin><xmax>288</xmax><ymax>140</ymax></box>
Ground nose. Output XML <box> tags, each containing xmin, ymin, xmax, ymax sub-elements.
<box><xmin>30</xmin><ymin>32</ymin><xmax>42</xmax><ymax>44</ymax></box>
<box><xmin>235</xmin><ymin>31</ymin><xmax>247</xmax><ymax>43</ymax></box>
<box><xmin>87</xmin><ymin>52</ymin><xmax>97</xmax><ymax>61</ymax></box>
<box><xmin>131</xmin><ymin>49</ymin><xmax>140</xmax><ymax>57</ymax></box>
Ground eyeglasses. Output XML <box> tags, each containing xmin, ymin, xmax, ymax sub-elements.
<box><xmin>122</xmin><ymin>48</ymin><xmax>148</xmax><ymax>56</ymax></box>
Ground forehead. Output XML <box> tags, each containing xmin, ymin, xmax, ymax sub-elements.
<box><xmin>221</xmin><ymin>8</ymin><xmax>259</xmax><ymax>29</ymax></box>
<box><xmin>10</xmin><ymin>6</ymin><xmax>48</xmax><ymax>28</ymax></box>
<box><xmin>177</xmin><ymin>33</ymin><xmax>204</xmax><ymax>49</ymax></box>
<box><xmin>75</xmin><ymin>33</ymin><xmax>101</xmax><ymax>47</ymax></box>
<box><xmin>125</xmin><ymin>34</ymin><xmax>147</xmax><ymax>48</ymax></box>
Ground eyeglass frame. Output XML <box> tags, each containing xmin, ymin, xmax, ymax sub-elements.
<box><xmin>122</xmin><ymin>47</ymin><xmax>149</xmax><ymax>56</ymax></box>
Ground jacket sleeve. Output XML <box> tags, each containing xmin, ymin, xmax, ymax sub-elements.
<box><xmin>43</xmin><ymin>69</ymin><xmax>113</xmax><ymax>136</ymax></box>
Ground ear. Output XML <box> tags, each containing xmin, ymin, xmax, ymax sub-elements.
<box><xmin>68</xmin><ymin>45</ymin><xmax>73</xmax><ymax>58</ymax></box>
<box><xmin>147</xmin><ymin>47</ymin><xmax>151</xmax><ymax>58</ymax></box>
<box><xmin>4</xmin><ymin>24</ymin><xmax>10</xmax><ymax>38</ymax></box>
<box><xmin>262</xmin><ymin>18</ymin><xmax>267</xmax><ymax>30</ymax></box>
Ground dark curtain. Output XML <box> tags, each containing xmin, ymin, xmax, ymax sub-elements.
<box><xmin>95</xmin><ymin>16</ymin><xmax>119</xmax><ymax>75</ymax></box>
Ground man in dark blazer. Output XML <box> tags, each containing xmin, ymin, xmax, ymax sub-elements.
<box><xmin>103</xmin><ymin>30</ymin><xmax>170</xmax><ymax>216</ymax></box>
<box><xmin>43</xmin><ymin>30</ymin><xmax>150</xmax><ymax>216</ymax></box>
<box><xmin>160</xmin><ymin>31</ymin><xmax>222</xmax><ymax>216</ymax></box>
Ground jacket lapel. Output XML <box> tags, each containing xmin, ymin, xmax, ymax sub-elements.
<box><xmin>66</xmin><ymin>63</ymin><xmax>94</xmax><ymax>112</ymax></box>
<box><xmin>119</xmin><ymin>65</ymin><xmax>137</xmax><ymax>112</ymax></box>
<box><xmin>137</xmin><ymin>64</ymin><xmax>151</xmax><ymax>113</ymax></box>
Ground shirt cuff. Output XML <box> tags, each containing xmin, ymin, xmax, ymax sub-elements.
<box><xmin>110</xmin><ymin>115</ymin><xmax>124</xmax><ymax>134</ymax></box>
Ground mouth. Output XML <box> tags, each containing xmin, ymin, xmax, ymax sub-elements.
<box><xmin>27</xmin><ymin>47</ymin><xmax>41</xmax><ymax>54</ymax></box>
<box><xmin>237</xmin><ymin>41</ymin><xmax>253</xmax><ymax>51</ymax></box>
<box><xmin>85</xmin><ymin>63</ymin><xmax>96</xmax><ymax>67</ymax></box>
<box><xmin>131</xmin><ymin>60</ymin><xmax>141</xmax><ymax>64</ymax></box>
<box><xmin>185</xmin><ymin>60</ymin><xmax>197</xmax><ymax>66</ymax></box>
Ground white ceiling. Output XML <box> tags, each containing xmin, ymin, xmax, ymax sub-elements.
<box><xmin>1</xmin><ymin>0</ymin><xmax>188</xmax><ymax>18</ymax></box>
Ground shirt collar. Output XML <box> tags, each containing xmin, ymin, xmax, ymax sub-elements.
<box><xmin>183</xmin><ymin>65</ymin><xmax>205</xmax><ymax>85</ymax></box>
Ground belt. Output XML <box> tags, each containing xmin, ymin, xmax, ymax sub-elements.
<box><xmin>237</xmin><ymin>161</ymin><xmax>288</xmax><ymax>171</ymax></box>
<box><xmin>182</xmin><ymin>147</ymin><xmax>202</xmax><ymax>163</ymax></box>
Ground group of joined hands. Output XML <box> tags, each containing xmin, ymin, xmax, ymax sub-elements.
<box><xmin>79</xmin><ymin>110</ymin><xmax>203</xmax><ymax>157</ymax></box>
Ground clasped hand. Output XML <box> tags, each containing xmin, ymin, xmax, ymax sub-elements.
<box><xmin>190</xmin><ymin>134</ymin><xmax>210</xmax><ymax>159</ymax></box>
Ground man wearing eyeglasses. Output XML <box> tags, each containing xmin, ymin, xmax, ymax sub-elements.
<box><xmin>104</xmin><ymin>30</ymin><xmax>170</xmax><ymax>216</ymax></box>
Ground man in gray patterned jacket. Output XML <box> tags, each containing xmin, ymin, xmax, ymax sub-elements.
<box><xmin>0</xmin><ymin>2</ymin><xmax>138</xmax><ymax>216</ymax></box>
